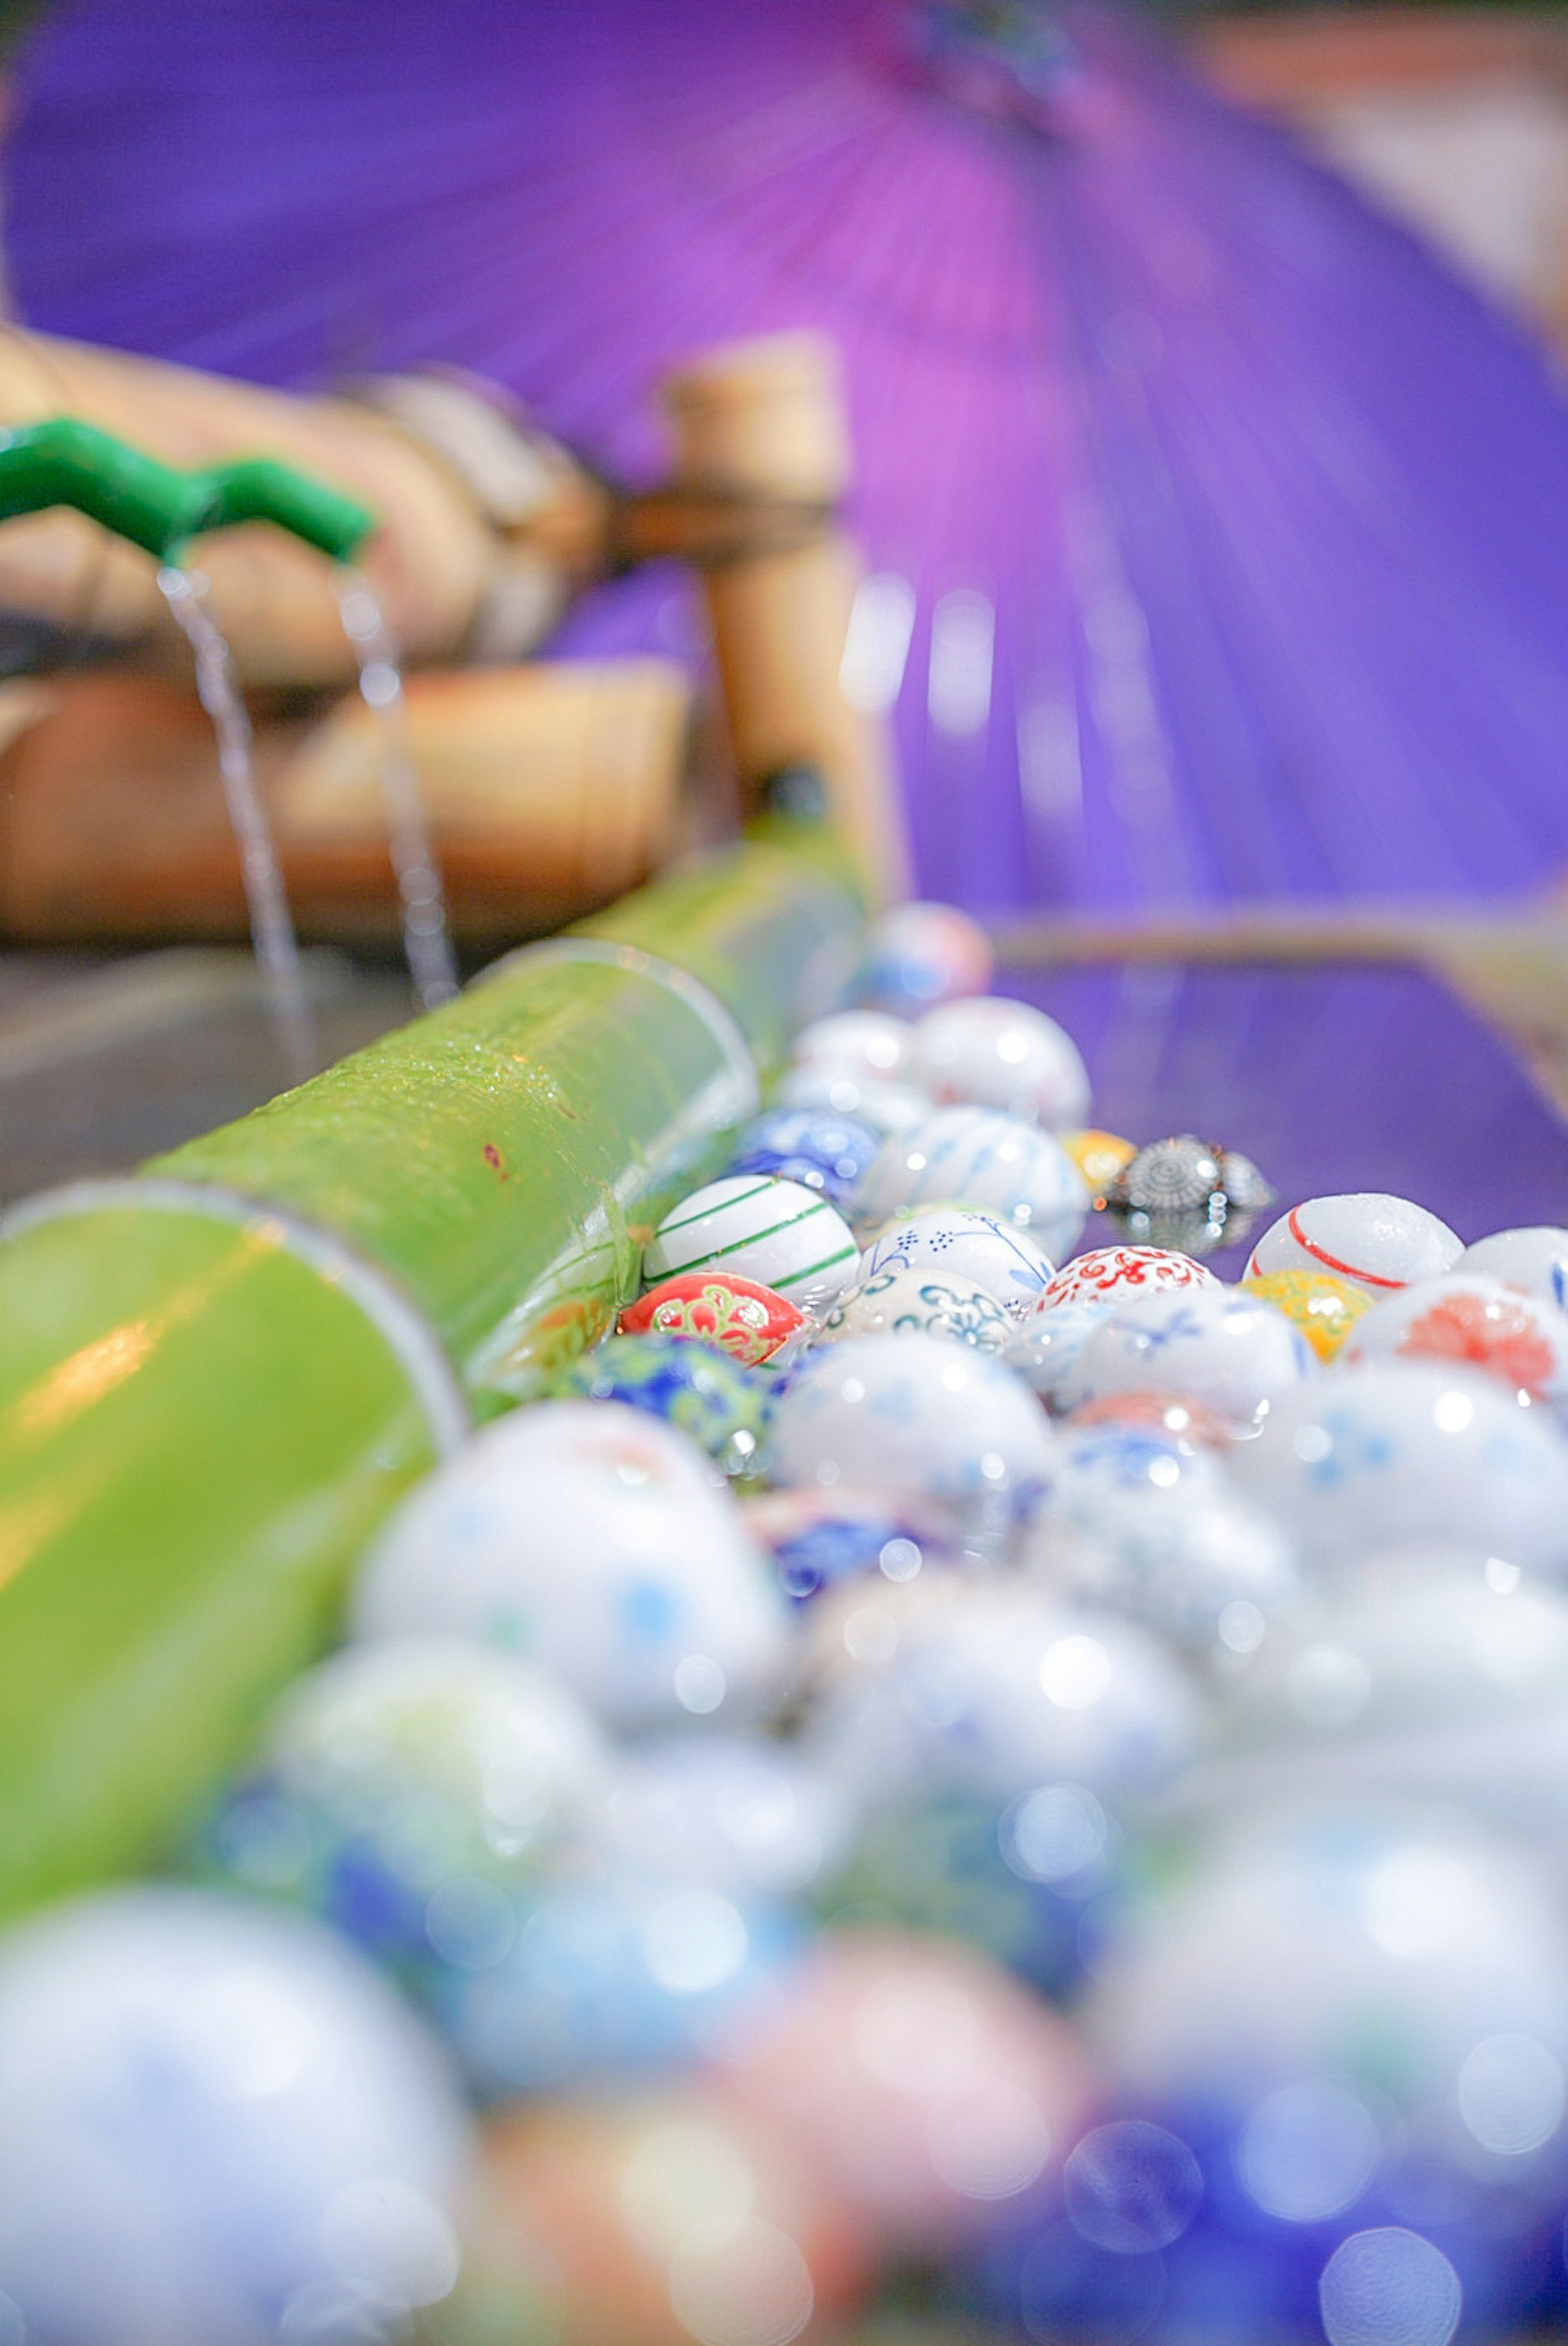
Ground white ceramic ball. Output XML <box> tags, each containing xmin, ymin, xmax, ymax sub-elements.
<box><xmin>352</xmin><ymin>1401</ymin><xmax>791</xmax><ymax>1728</ymax></box>
<box><xmin>858</xmin><ymin>1204</ymin><xmax>1056</xmax><ymax>1318</ymax></box>
<box><xmin>1004</xmin><ymin>1298</ymin><xmax>1107</xmax><ymax>1405</ymax></box>
<box><xmin>1460</xmin><ymin>1225</ymin><xmax>1568</xmax><ymax>1313</ymax></box>
<box><xmin>1082</xmin><ymin>1809</ymin><xmax>1568</xmax><ymax>2127</ymax></box>
<box><xmin>860</xmin><ymin>899</ymin><xmax>994</xmax><ymax>1013</ymax></box>
<box><xmin>0</xmin><ymin>1887</ymin><xmax>470</xmax><ymax>2346</ymax></box>
<box><xmin>1342</xmin><ymin>1272</ymin><xmax>1568</xmax><ymax>1409</ymax></box>
<box><xmin>818</xmin><ymin>1265</ymin><xmax>1012</xmax><ymax>1353</ymax></box>
<box><xmin>788</xmin><ymin>1010</ymin><xmax>914</xmax><ymax>1084</ymax></box>
<box><xmin>590</xmin><ymin>1731</ymin><xmax>856</xmax><ymax>1899</ymax></box>
<box><xmin>1245</xmin><ymin>1194</ymin><xmax>1461</xmax><ymax>1294</ymax></box>
<box><xmin>1058</xmin><ymin>1289</ymin><xmax>1315</xmax><ymax>1432</ymax></box>
<box><xmin>1229</xmin><ymin>1361</ymin><xmax>1568</xmax><ymax>1578</ymax></box>
<box><xmin>853</xmin><ymin>1107</ymin><xmax>1089</xmax><ymax>1259</ymax></box>
<box><xmin>803</xmin><ymin>1577</ymin><xmax>1199</xmax><ymax>1807</ymax></box>
<box><xmin>766</xmin><ymin>1330</ymin><xmax>1054</xmax><ymax>1514</ymax></box>
<box><xmin>644</xmin><ymin>1174</ymin><xmax>860</xmax><ymax>1311</ymax></box>
<box><xmin>909</xmin><ymin>997</ymin><xmax>1091</xmax><ymax>1132</ymax></box>
<box><xmin>1024</xmin><ymin>1483</ymin><xmax>1300</xmax><ymax>1657</ymax></box>
<box><xmin>264</xmin><ymin>1636</ymin><xmax>606</xmax><ymax>1864</ymax></box>
<box><xmin>771</xmin><ymin>1065</ymin><xmax>934</xmax><ymax>1135</ymax></box>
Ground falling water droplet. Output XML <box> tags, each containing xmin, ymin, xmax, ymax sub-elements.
<box><xmin>332</xmin><ymin>567</ymin><xmax>459</xmax><ymax>1012</ymax></box>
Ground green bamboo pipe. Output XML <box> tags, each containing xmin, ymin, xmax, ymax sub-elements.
<box><xmin>0</xmin><ymin>824</ymin><xmax>863</xmax><ymax>1917</ymax></box>
<box><xmin>0</xmin><ymin>418</ymin><xmax>377</xmax><ymax>563</ymax></box>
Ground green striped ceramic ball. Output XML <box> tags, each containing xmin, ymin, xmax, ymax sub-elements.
<box><xmin>645</xmin><ymin>1175</ymin><xmax>860</xmax><ymax>1312</ymax></box>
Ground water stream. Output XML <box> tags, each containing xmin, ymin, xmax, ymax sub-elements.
<box><xmin>332</xmin><ymin>569</ymin><xmax>459</xmax><ymax>1012</ymax></box>
<box><xmin>156</xmin><ymin>564</ymin><xmax>317</xmax><ymax>1083</ymax></box>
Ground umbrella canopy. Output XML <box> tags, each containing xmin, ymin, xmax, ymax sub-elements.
<box><xmin>10</xmin><ymin>0</ymin><xmax>1568</xmax><ymax>913</ymax></box>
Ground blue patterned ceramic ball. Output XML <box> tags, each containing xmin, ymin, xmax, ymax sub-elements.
<box><xmin>206</xmin><ymin>1638</ymin><xmax>605</xmax><ymax>1991</ymax></box>
<box><xmin>558</xmin><ymin>1332</ymin><xmax>772</xmax><ymax>1477</ymax></box>
<box><xmin>728</xmin><ymin>1108</ymin><xmax>882</xmax><ymax>1205</ymax></box>
<box><xmin>820</xmin><ymin>1782</ymin><xmax>1124</xmax><ymax>2001</ymax></box>
<box><xmin>432</xmin><ymin>1869</ymin><xmax>803</xmax><ymax>2101</ymax></box>
<box><xmin>0</xmin><ymin>1887</ymin><xmax>471</xmax><ymax>2346</ymax></box>
<box><xmin>350</xmin><ymin>1402</ymin><xmax>790</xmax><ymax>1731</ymax></box>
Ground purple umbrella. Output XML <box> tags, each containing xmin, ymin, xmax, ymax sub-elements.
<box><xmin>9</xmin><ymin>0</ymin><xmax>1568</xmax><ymax>914</ymax></box>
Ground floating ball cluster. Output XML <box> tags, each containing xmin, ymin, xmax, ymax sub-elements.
<box><xmin>6</xmin><ymin>903</ymin><xmax>1568</xmax><ymax>2343</ymax></box>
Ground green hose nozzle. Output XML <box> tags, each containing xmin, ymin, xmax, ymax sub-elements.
<box><xmin>0</xmin><ymin>418</ymin><xmax>378</xmax><ymax>564</ymax></box>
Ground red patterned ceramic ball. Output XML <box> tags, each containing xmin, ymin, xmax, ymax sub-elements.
<box><xmin>1034</xmin><ymin>1245</ymin><xmax>1219</xmax><ymax>1314</ymax></box>
<box><xmin>620</xmin><ymin>1272</ymin><xmax>805</xmax><ymax>1367</ymax></box>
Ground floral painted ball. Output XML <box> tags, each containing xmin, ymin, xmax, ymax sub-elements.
<box><xmin>858</xmin><ymin>1204</ymin><xmax>1056</xmax><ymax>1318</ymax></box>
<box><xmin>1059</xmin><ymin>1289</ymin><xmax>1314</xmax><ymax>1433</ymax></box>
<box><xmin>1035</xmin><ymin>1246</ymin><xmax>1218</xmax><ymax>1315</ymax></box>
<box><xmin>559</xmin><ymin>1333</ymin><xmax>773</xmax><ymax>1477</ymax></box>
<box><xmin>819</xmin><ymin>1266</ymin><xmax>1012</xmax><ymax>1354</ymax></box>
<box><xmin>1341</xmin><ymin>1272</ymin><xmax>1568</xmax><ymax>1410</ymax></box>
<box><xmin>620</xmin><ymin>1272</ymin><xmax>804</xmax><ymax>1368</ymax></box>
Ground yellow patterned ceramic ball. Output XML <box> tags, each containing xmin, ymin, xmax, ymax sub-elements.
<box><xmin>1241</xmin><ymin>1267</ymin><xmax>1371</xmax><ymax>1363</ymax></box>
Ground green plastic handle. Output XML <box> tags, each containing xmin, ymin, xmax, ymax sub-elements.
<box><xmin>0</xmin><ymin>418</ymin><xmax>378</xmax><ymax>564</ymax></box>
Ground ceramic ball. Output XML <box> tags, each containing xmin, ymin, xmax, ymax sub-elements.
<box><xmin>1024</xmin><ymin>1483</ymin><xmax>1301</xmax><ymax>1659</ymax></box>
<box><xmin>858</xmin><ymin>899</ymin><xmax>995</xmax><ymax>1014</ymax></box>
<box><xmin>817</xmin><ymin>1265</ymin><xmax>1011</xmax><ymax>1354</ymax></box>
<box><xmin>707</xmin><ymin>1928</ymin><xmax>1101</xmax><ymax>2252</ymax></box>
<box><xmin>1058</xmin><ymin>1289</ymin><xmax>1314</xmax><ymax>1432</ymax></box>
<box><xmin>1460</xmin><ymin>1225</ymin><xmax>1568</xmax><ymax>1312</ymax></box>
<box><xmin>211</xmin><ymin>1638</ymin><xmax>603</xmax><ymax>1978</ymax></box>
<box><xmin>1245</xmin><ymin>1194</ymin><xmax>1462</xmax><ymax>1294</ymax></box>
<box><xmin>765</xmin><ymin>1331</ymin><xmax>1054</xmax><ymax>1519</ymax></box>
<box><xmin>771</xmin><ymin>1065</ymin><xmax>934</xmax><ymax>1135</ymax></box>
<box><xmin>788</xmin><ymin>1010</ymin><xmax>914</xmax><ymax>1085</ymax></box>
<box><xmin>590</xmin><ymin>1732</ymin><xmax>855</xmax><ymax>1901</ymax></box>
<box><xmin>853</xmin><ymin>1107</ymin><xmax>1089</xmax><ymax>1259</ymax></box>
<box><xmin>727</xmin><ymin>1108</ymin><xmax>882</xmax><ymax>1206</ymax></box>
<box><xmin>559</xmin><ymin>1332</ymin><xmax>772</xmax><ymax>1475</ymax></box>
<box><xmin>820</xmin><ymin>1783</ymin><xmax>1123</xmax><ymax>2002</ymax></box>
<box><xmin>858</xmin><ymin>1204</ymin><xmax>1056</xmax><ymax>1318</ymax></box>
<box><xmin>1241</xmin><ymin>1268</ymin><xmax>1371</xmax><ymax>1363</ymax></box>
<box><xmin>1082</xmin><ymin>1807</ymin><xmax>1568</xmax><ymax>2131</ymax></box>
<box><xmin>1062</xmin><ymin>1129</ymin><xmax>1138</xmax><ymax>1197</ymax></box>
<box><xmin>1035</xmin><ymin>1245</ymin><xmax>1219</xmax><ymax>1314</ymax></box>
<box><xmin>644</xmin><ymin>1175</ymin><xmax>860</xmax><ymax>1312</ymax></box>
<box><xmin>802</xmin><ymin>1577</ymin><xmax>1199</xmax><ymax>1809</ymax></box>
<box><xmin>619</xmin><ymin>1272</ymin><xmax>804</xmax><ymax>1369</ymax></box>
<box><xmin>1228</xmin><ymin>1361</ymin><xmax>1568</xmax><ymax>1579</ymax></box>
<box><xmin>476</xmin><ymin>2085</ymin><xmax>869</xmax><ymax>2346</ymax></box>
<box><xmin>434</xmin><ymin>1869</ymin><xmax>801</xmax><ymax>2101</ymax></box>
<box><xmin>0</xmin><ymin>1887</ymin><xmax>470</xmax><ymax>2346</ymax></box>
<box><xmin>350</xmin><ymin>1401</ymin><xmax>791</xmax><ymax>1729</ymax></box>
<box><xmin>1342</xmin><ymin>1271</ymin><xmax>1568</xmax><ymax>1409</ymax></box>
<box><xmin>1223</xmin><ymin>1559</ymin><xmax>1568</xmax><ymax>1774</ymax></box>
<box><xmin>909</xmin><ymin>997</ymin><xmax>1091</xmax><ymax>1131</ymax></box>
<box><xmin>1004</xmin><ymin>1298</ymin><xmax>1107</xmax><ymax>1407</ymax></box>
<box><xmin>742</xmin><ymin>1483</ymin><xmax>964</xmax><ymax>1604</ymax></box>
